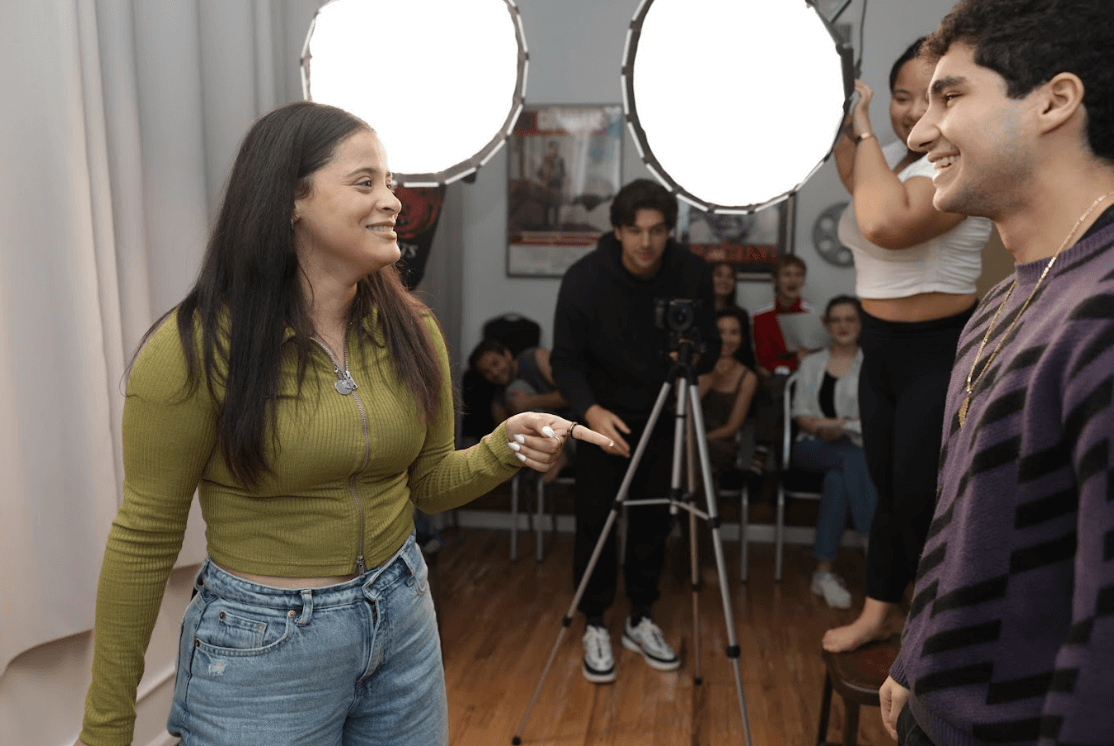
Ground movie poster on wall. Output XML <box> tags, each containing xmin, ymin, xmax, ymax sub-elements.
<box><xmin>678</xmin><ymin>197</ymin><xmax>793</xmax><ymax>280</ymax></box>
<box><xmin>507</xmin><ymin>105</ymin><xmax>623</xmax><ymax>277</ymax></box>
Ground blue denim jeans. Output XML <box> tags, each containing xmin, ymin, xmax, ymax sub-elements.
<box><xmin>791</xmin><ymin>436</ymin><xmax>878</xmax><ymax>561</ymax></box>
<box><xmin>168</xmin><ymin>533</ymin><xmax>447</xmax><ymax>746</ymax></box>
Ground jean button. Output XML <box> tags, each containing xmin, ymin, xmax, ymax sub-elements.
<box><xmin>288</xmin><ymin>609</ymin><xmax>296</xmax><ymax>618</ymax></box>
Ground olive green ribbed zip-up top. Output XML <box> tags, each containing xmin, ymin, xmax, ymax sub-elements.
<box><xmin>80</xmin><ymin>309</ymin><xmax>521</xmax><ymax>746</ymax></box>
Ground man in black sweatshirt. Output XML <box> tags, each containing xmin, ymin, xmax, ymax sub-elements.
<box><xmin>551</xmin><ymin>178</ymin><xmax>719</xmax><ymax>684</ymax></box>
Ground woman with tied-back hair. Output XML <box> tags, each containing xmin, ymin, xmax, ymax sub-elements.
<box><xmin>822</xmin><ymin>38</ymin><xmax>992</xmax><ymax>654</ymax></box>
<box><xmin>75</xmin><ymin>101</ymin><xmax>610</xmax><ymax>746</ymax></box>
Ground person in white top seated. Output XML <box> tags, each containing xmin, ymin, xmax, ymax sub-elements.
<box><xmin>822</xmin><ymin>38</ymin><xmax>993</xmax><ymax>652</ymax></box>
<box><xmin>791</xmin><ymin>296</ymin><xmax>876</xmax><ymax>609</ymax></box>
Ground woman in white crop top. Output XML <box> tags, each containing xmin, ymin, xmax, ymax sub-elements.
<box><xmin>821</xmin><ymin>39</ymin><xmax>993</xmax><ymax>655</ymax></box>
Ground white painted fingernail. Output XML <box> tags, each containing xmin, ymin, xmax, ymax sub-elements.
<box><xmin>542</xmin><ymin>426</ymin><xmax>556</xmax><ymax>438</ymax></box>
<box><xmin>516</xmin><ymin>453</ymin><xmax>527</xmax><ymax>462</ymax></box>
<box><xmin>515</xmin><ymin>434</ymin><xmax>526</xmax><ymax>444</ymax></box>
<box><xmin>609</xmin><ymin>440</ymin><xmax>615</xmax><ymax>448</ymax></box>
<box><xmin>508</xmin><ymin>442</ymin><xmax>521</xmax><ymax>452</ymax></box>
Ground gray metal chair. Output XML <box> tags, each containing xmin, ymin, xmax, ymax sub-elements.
<box><xmin>775</xmin><ymin>372</ymin><xmax>824</xmax><ymax>582</ymax></box>
<box><xmin>509</xmin><ymin>470</ymin><xmax>565</xmax><ymax>562</ymax></box>
<box><xmin>533</xmin><ymin>471</ymin><xmax>572</xmax><ymax>561</ymax></box>
<box><xmin>720</xmin><ymin>419</ymin><xmax>757</xmax><ymax>583</ymax></box>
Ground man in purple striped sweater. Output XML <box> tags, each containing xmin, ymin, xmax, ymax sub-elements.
<box><xmin>877</xmin><ymin>1</ymin><xmax>1114</xmax><ymax>744</ymax></box>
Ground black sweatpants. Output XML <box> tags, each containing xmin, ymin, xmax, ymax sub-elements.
<box><xmin>573</xmin><ymin>414</ymin><xmax>674</xmax><ymax>620</ymax></box>
<box><xmin>858</xmin><ymin>305</ymin><xmax>974</xmax><ymax>602</ymax></box>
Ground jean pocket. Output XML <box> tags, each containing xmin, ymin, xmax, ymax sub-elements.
<box><xmin>193</xmin><ymin>599</ymin><xmax>296</xmax><ymax>657</ymax></box>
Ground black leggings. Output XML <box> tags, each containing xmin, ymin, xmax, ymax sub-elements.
<box><xmin>859</xmin><ymin>305</ymin><xmax>974</xmax><ymax>602</ymax></box>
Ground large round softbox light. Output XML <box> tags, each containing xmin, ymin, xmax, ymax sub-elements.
<box><xmin>302</xmin><ymin>0</ymin><xmax>528</xmax><ymax>186</ymax></box>
<box><xmin>623</xmin><ymin>0</ymin><xmax>853</xmax><ymax>213</ymax></box>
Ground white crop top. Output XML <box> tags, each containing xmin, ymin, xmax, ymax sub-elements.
<box><xmin>838</xmin><ymin>140</ymin><xmax>993</xmax><ymax>299</ymax></box>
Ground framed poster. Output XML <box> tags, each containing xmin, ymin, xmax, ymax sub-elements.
<box><xmin>678</xmin><ymin>196</ymin><xmax>794</xmax><ymax>280</ymax></box>
<box><xmin>507</xmin><ymin>105</ymin><xmax>623</xmax><ymax>277</ymax></box>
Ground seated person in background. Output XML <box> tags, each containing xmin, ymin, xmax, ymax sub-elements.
<box><xmin>752</xmin><ymin>255</ymin><xmax>815</xmax><ymax>376</ymax></box>
<box><xmin>790</xmin><ymin>296</ymin><xmax>877</xmax><ymax>609</ymax></box>
<box><xmin>699</xmin><ymin>309</ymin><xmax>758</xmax><ymax>473</ymax></box>
<box><xmin>750</xmin><ymin>255</ymin><xmax>816</xmax><ymax>472</ymax></box>
<box><xmin>710</xmin><ymin>261</ymin><xmax>757</xmax><ymax>370</ymax></box>
<box><xmin>470</xmin><ymin>339</ymin><xmax>571</xmax><ymax>481</ymax></box>
<box><xmin>469</xmin><ymin>340</ymin><xmax>567</xmax><ymax>419</ymax></box>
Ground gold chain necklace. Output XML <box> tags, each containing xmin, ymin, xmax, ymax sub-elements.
<box><xmin>958</xmin><ymin>191</ymin><xmax>1114</xmax><ymax>427</ymax></box>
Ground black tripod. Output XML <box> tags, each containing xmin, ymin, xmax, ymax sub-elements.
<box><xmin>512</xmin><ymin>339</ymin><xmax>753</xmax><ymax>745</ymax></box>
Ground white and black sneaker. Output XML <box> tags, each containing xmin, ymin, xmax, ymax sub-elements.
<box><xmin>622</xmin><ymin>616</ymin><xmax>680</xmax><ymax>671</ymax></box>
<box><xmin>582</xmin><ymin>625</ymin><xmax>616</xmax><ymax>684</ymax></box>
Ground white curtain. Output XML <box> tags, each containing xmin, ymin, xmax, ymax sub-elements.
<box><xmin>0</xmin><ymin>0</ymin><xmax>322</xmax><ymax>676</ymax></box>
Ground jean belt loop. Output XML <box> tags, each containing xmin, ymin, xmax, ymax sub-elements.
<box><xmin>192</xmin><ymin>561</ymin><xmax>208</xmax><ymax>600</ymax></box>
<box><xmin>296</xmin><ymin>589</ymin><xmax>313</xmax><ymax>626</ymax></box>
<box><xmin>401</xmin><ymin>543</ymin><xmax>418</xmax><ymax>587</ymax></box>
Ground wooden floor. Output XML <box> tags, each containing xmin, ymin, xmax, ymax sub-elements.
<box><xmin>435</xmin><ymin>527</ymin><xmax>895</xmax><ymax>746</ymax></box>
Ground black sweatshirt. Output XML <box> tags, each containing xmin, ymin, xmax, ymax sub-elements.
<box><xmin>551</xmin><ymin>232</ymin><xmax>720</xmax><ymax>422</ymax></box>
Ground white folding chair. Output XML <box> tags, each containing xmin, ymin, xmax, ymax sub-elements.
<box><xmin>775</xmin><ymin>373</ymin><xmax>824</xmax><ymax>582</ymax></box>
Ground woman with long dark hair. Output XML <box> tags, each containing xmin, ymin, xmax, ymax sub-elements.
<box><xmin>699</xmin><ymin>308</ymin><xmax>758</xmax><ymax>472</ymax></box>
<box><xmin>822</xmin><ymin>39</ymin><xmax>992</xmax><ymax>652</ymax></box>
<box><xmin>710</xmin><ymin>260</ymin><xmax>757</xmax><ymax>370</ymax></box>
<box><xmin>75</xmin><ymin>101</ymin><xmax>609</xmax><ymax>746</ymax></box>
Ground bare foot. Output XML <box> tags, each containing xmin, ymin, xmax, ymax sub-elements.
<box><xmin>822</xmin><ymin>618</ymin><xmax>889</xmax><ymax>653</ymax></box>
<box><xmin>822</xmin><ymin>597</ymin><xmax>894</xmax><ymax>653</ymax></box>
<box><xmin>542</xmin><ymin>449</ymin><xmax>569</xmax><ymax>485</ymax></box>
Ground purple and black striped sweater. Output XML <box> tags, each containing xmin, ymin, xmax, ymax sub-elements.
<box><xmin>891</xmin><ymin>206</ymin><xmax>1114</xmax><ymax>745</ymax></box>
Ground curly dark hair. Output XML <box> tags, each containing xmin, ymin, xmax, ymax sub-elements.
<box><xmin>468</xmin><ymin>338</ymin><xmax>510</xmax><ymax>370</ymax></box>
<box><xmin>923</xmin><ymin>0</ymin><xmax>1114</xmax><ymax>164</ymax></box>
<box><xmin>609</xmin><ymin>178</ymin><xmax>678</xmax><ymax>230</ymax></box>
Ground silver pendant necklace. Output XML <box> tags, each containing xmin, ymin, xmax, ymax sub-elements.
<box><xmin>334</xmin><ymin>367</ymin><xmax>357</xmax><ymax>395</ymax></box>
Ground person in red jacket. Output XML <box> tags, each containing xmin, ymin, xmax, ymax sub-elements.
<box><xmin>749</xmin><ymin>255</ymin><xmax>816</xmax><ymax>472</ymax></box>
<box><xmin>752</xmin><ymin>255</ymin><xmax>815</xmax><ymax>375</ymax></box>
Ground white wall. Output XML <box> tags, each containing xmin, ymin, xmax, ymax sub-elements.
<box><xmin>458</xmin><ymin>0</ymin><xmax>963</xmax><ymax>361</ymax></box>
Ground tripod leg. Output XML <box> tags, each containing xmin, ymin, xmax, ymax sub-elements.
<box><xmin>512</xmin><ymin>381</ymin><xmax>674</xmax><ymax>744</ymax></box>
<box><xmin>686</xmin><ymin>381</ymin><xmax>754</xmax><ymax>746</ymax></box>
<box><xmin>683</xmin><ymin>397</ymin><xmax>703</xmax><ymax>685</ymax></box>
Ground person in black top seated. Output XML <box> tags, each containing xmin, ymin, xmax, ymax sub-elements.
<box><xmin>551</xmin><ymin>178</ymin><xmax>719</xmax><ymax>684</ymax></box>
<box><xmin>698</xmin><ymin>308</ymin><xmax>758</xmax><ymax>474</ymax></box>
<box><xmin>470</xmin><ymin>339</ymin><xmax>572</xmax><ymax>481</ymax></box>
<box><xmin>469</xmin><ymin>340</ymin><xmax>568</xmax><ymax>421</ymax></box>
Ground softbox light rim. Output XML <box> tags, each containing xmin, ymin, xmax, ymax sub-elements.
<box><xmin>621</xmin><ymin>0</ymin><xmax>854</xmax><ymax>214</ymax></box>
<box><xmin>301</xmin><ymin>0</ymin><xmax>529</xmax><ymax>188</ymax></box>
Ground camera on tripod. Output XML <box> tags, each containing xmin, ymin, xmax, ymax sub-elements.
<box><xmin>654</xmin><ymin>297</ymin><xmax>705</xmax><ymax>358</ymax></box>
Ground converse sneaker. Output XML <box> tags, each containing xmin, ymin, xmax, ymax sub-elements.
<box><xmin>622</xmin><ymin>616</ymin><xmax>680</xmax><ymax>671</ymax></box>
<box><xmin>811</xmin><ymin>570</ymin><xmax>852</xmax><ymax>609</ymax></box>
<box><xmin>582</xmin><ymin>625</ymin><xmax>616</xmax><ymax>684</ymax></box>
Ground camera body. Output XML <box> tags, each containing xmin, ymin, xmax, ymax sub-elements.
<box><xmin>654</xmin><ymin>298</ymin><xmax>697</xmax><ymax>334</ymax></box>
<box><xmin>654</xmin><ymin>297</ymin><xmax>704</xmax><ymax>359</ymax></box>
